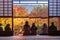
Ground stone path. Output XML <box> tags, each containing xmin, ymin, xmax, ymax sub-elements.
<box><xmin>0</xmin><ymin>35</ymin><xmax>60</xmax><ymax>40</ymax></box>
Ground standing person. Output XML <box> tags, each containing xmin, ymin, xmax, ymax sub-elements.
<box><xmin>5</xmin><ymin>24</ymin><xmax>11</xmax><ymax>31</ymax></box>
<box><xmin>30</xmin><ymin>23</ymin><xmax>37</xmax><ymax>35</ymax></box>
<box><xmin>0</xmin><ymin>23</ymin><xmax>3</xmax><ymax>31</ymax></box>
<box><xmin>23</xmin><ymin>21</ymin><xmax>30</xmax><ymax>35</ymax></box>
<box><xmin>42</xmin><ymin>23</ymin><xmax>48</xmax><ymax>34</ymax></box>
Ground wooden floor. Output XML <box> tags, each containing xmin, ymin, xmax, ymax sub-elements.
<box><xmin>0</xmin><ymin>35</ymin><xmax>60</xmax><ymax>40</ymax></box>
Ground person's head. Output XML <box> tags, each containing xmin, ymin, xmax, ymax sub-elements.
<box><xmin>32</xmin><ymin>23</ymin><xmax>35</xmax><ymax>25</ymax></box>
<box><xmin>25</xmin><ymin>21</ymin><xmax>28</xmax><ymax>25</ymax></box>
<box><xmin>51</xmin><ymin>22</ymin><xmax>54</xmax><ymax>25</ymax></box>
<box><xmin>0</xmin><ymin>23</ymin><xmax>2</xmax><ymax>26</ymax></box>
<box><xmin>6</xmin><ymin>24</ymin><xmax>10</xmax><ymax>27</ymax></box>
<box><xmin>43</xmin><ymin>23</ymin><xmax>47</xmax><ymax>27</ymax></box>
<box><xmin>32</xmin><ymin>23</ymin><xmax>35</xmax><ymax>26</ymax></box>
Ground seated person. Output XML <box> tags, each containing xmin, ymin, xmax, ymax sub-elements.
<box><xmin>0</xmin><ymin>24</ymin><xmax>3</xmax><ymax>31</ymax></box>
<box><xmin>48</xmin><ymin>22</ymin><xmax>57</xmax><ymax>31</ymax></box>
<box><xmin>23</xmin><ymin>21</ymin><xmax>30</xmax><ymax>35</ymax></box>
<box><xmin>5</xmin><ymin>24</ymin><xmax>11</xmax><ymax>31</ymax></box>
<box><xmin>42</xmin><ymin>23</ymin><xmax>48</xmax><ymax>34</ymax></box>
<box><xmin>30</xmin><ymin>23</ymin><xmax>37</xmax><ymax>35</ymax></box>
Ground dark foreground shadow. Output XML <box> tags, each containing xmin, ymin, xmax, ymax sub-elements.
<box><xmin>0</xmin><ymin>31</ymin><xmax>13</xmax><ymax>36</ymax></box>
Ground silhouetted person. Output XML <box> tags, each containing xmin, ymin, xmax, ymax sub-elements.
<box><xmin>23</xmin><ymin>21</ymin><xmax>30</xmax><ymax>35</ymax></box>
<box><xmin>42</xmin><ymin>23</ymin><xmax>48</xmax><ymax>34</ymax></box>
<box><xmin>30</xmin><ymin>23</ymin><xmax>37</xmax><ymax>35</ymax></box>
<box><xmin>49</xmin><ymin>22</ymin><xmax>57</xmax><ymax>31</ymax></box>
<box><xmin>5</xmin><ymin>24</ymin><xmax>11</xmax><ymax>31</ymax></box>
<box><xmin>0</xmin><ymin>24</ymin><xmax>3</xmax><ymax>31</ymax></box>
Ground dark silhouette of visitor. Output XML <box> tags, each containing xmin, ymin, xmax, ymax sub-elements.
<box><xmin>0</xmin><ymin>24</ymin><xmax>3</xmax><ymax>31</ymax></box>
<box><xmin>49</xmin><ymin>22</ymin><xmax>57</xmax><ymax>31</ymax></box>
<box><xmin>30</xmin><ymin>23</ymin><xmax>37</xmax><ymax>35</ymax></box>
<box><xmin>23</xmin><ymin>21</ymin><xmax>30</xmax><ymax>35</ymax></box>
<box><xmin>5</xmin><ymin>24</ymin><xmax>11</xmax><ymax>31</ymax></box>
<box><xmin>42</xmin><ymin>23</ymin><xmax>48</xmax><ymax>34</ymax></box>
